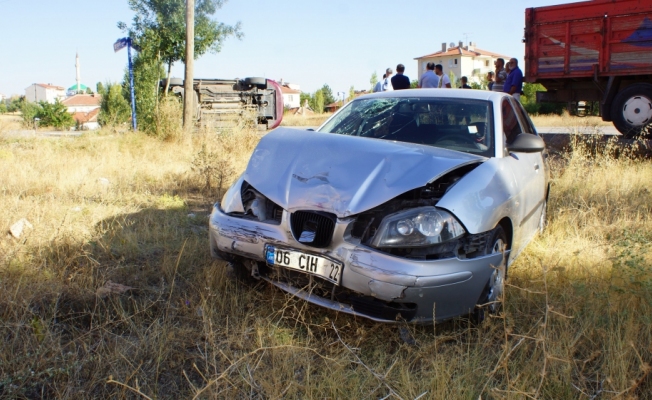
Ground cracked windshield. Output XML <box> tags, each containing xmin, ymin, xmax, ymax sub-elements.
<box><xmin>318</xmin><ymin>97</ymin><xmax>494</xmax><ymax>157</ymax></box>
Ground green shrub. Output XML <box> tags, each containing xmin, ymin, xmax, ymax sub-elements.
<box><xmin>98</xmin><ymin>82</ymin><xmax>131</xmax><ymax>127</ymax></box>
<box><xmin>20</xmin><ymin>101</ymin><xmax>42</xmax><ymax>127</ymax></box>
<box><xmin>37</xmin><ymin>100</ymin><xmax>75</xmax><ymax>130</ymax></box>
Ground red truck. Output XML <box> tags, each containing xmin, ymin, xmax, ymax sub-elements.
<box><xmin>525</xmin><ymin>0</ymin><xmax>652</xmax><ymax>137</ymax></box>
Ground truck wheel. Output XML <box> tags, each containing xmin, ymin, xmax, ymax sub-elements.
<box><xmin>244</xmin><ymin>77</ymin><xmax>267</xmax><ymax>89</ymax></box>
<box><xmin>611</xmin><ymin>83</ymin><xmax>652</xmax><ymax>138</ymax></box>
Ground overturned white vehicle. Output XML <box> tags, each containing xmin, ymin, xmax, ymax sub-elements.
<box><xmin>209</xmin><ymin>90</ymin><xmax>548</xmax><ymax>323</ymax></box>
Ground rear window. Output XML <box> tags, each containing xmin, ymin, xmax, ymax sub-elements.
<box><xmin>318</xmin><ymin>97</ymin><xmax>494</xmax><ymax>157</ymax></box>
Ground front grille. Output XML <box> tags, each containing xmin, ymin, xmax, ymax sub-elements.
<box><xmin>290</xmin><ymin>211</ymin><xmax>336</xmax><ymax>248</ymax></box>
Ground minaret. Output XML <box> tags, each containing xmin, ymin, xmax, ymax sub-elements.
<box><xmin>75</xmin><ymin>52</ymin><xmax>80</xmax><ymax>93</ymax></box>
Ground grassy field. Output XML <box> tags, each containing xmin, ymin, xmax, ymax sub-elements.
<box><xmin>1</xmin><ymin>126</ymin><xmax>651</xmax><ymax>399</ymax></box>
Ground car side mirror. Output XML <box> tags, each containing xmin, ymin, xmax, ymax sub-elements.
<box><xmin>507</xmin><ymin>133</ymin><xmax>545</xmax><ymax>153</ymax></box>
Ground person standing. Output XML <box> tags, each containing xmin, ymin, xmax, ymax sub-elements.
<box><xmin>492</xmin><ymin>58</ymin><xmax>507</xmax><ymax>92</ymax></box>
<box><xmin>504</xmin><ymin>58</ymin><xmax>524</xmax><ymax>101</ymax></box>
<box><xmin>435</xmin><ymin>64</ymin><xmax>451</xmax><ymax>88</ymax></box>
<box><xmin>381</xmin><ymin>68</ymin><xmax>394</xmax><ymax>91</ymax></box>
<box><xmin>486</xmin><ymin>71</ymin><xmax>495</xmax><ymax>91</ymax></box>
<box><xmin>373</xmin><ymin>74</ymin><xmax>385</xmax><ymax>93</ymax></box>
<box><xmin>391</xmin><ymin>64</ymin><xmax>411</xmax><ymax>90</ymax></box>
<box><xmin>418</xmin><ymin>62</ymin><xmax>439</xmax><ymax>88</ymax></box>
<box><xmin>460</xmin><ymin>76</ymin><xmax>472</xmax><ymax>89</ymax></box>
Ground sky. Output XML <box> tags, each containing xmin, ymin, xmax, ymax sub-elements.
<box><xmin>0</xmin><ymin>0</ymin><xmax>580</xmax><ymax>98</ymax></box>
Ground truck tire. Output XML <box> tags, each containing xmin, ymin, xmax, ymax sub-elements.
<box><xmin>611</xmin><ymin>83</ymin><xmax>652</xmax><ymax>138</ymax></box>
<box><xmin>244</xmin><ymin>77</ymin><xmax>267</xmax><ymax>89</ymax></box>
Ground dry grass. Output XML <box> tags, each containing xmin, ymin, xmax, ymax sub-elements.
<box><xmin>1</xmin><ymin>126</ymin><xmax>652</xmax><ymax>399</ymax></box>
<box><xmin>530</xmin><ymin>112</ymin><xmax>612</xmax><ymax>128</ymax></box>
<box><xmin>281</xmin><ymin>112</ymin><xmax>332</xmax><ymax>127</ymax></box>
<box><xmin>0</xmin><ymin>114</ymin><xmax>23</xmax><ymax>134</ymax></box>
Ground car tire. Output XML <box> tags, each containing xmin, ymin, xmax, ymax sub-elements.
<box><xmin>611</xmin><ymin>83</ymin><xmax>652</xmax><ymax>138</ymax></box>
<box><xmin>473</xmin><ymin>226</ymin><xmax>508</xmax><ymax>323</ymax></box>
<box><xmin>244</xmin><ymin>77</ymin><xmax>267</xmax><ymax>89</ymax></box>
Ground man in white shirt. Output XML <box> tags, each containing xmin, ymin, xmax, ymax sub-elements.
<box><xmin>418</xmin><ymin>62</ymin><xmax>439</xmax><ymax>88</ymax></box>
<box><xmin>435</xmin><ymin>64</ymin><xmax>451</xmax><ymax>88</ymax></box>
<box><xmin>381</xmin><ymin>67</ymin><xmax>394</xmax><ymax>91</ymax></box>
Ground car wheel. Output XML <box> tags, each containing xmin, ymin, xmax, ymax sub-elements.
<box><xmin>473</xmin><ymin>226</ymin><xmax>508</xmax><ymax>323</ymax></box>
<box><xmin>244</xmin><ymin>77</ymin><xmax>267</xmax><ymax>89</ymax></box>
<box><xmin>611</xmin><ymin>83</ymin><xmax>652</xmax><ymax>138</ymax></box>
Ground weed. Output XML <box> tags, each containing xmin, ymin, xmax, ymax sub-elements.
<box><xmin>1</xmin><ymin>123</ymin><xmax>651</xmax><ymax>398</ymax></box>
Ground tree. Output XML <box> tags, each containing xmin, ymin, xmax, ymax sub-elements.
<box><xmin>7</xmin><ymin>96</ymin><xmax>24</xmax><ymax>113</ymax></box>
<box><xmin>20</xmin><ymin>101</ymin><xmax>41</xmax><ymax>126</ymax></box>
<box><xmin>313</xmin><ymin>90</ymin><xmax>324</xmax><ymax>114</ymax></box>
<box><xmin>119</xmin><ymin>0</ymin><xmax>242</xmax><ymax>95</ymax></box>
<box><xmin>98</xmin><ymin>82</ymin><xmax>132</xmax><ymax>127</ymax></box>
<box><xmin>0</xmin><ymin>102</ymin><xmax>6</xmax><ymax>114</ymax></box>
<box><xmin>38</xmin><ymin>100</ymin><xmax>75</xmax><ymax>130</ymax></box>
<box><xmin>448</xmin><ymin>71</ymin><xmax>457</xmax><ymax>88</ymax></box>
<box><xmin>410</xmin><ymin>79</ymin><xmax>419</xmax><ymax>89</ymax></box>
<box><xmin>122</xmin><ymin>41</ymin><xmax>165</xmax><ymax>134</ymax></box>
<box><xmin>96</xmin><ymin>82</ymin><xmax>105</xmax><ymax>95</ymax></box>
<box><xmin>348</xmin><ymin>85</ymin><xmax>355</xmax><ymax>103</ymax></box>
<box><xmin>320</xmin><ymin>84</ymin><xmax>335</xmax><ymax>107</ymax></box>
<box><xmin>300</xmin><ymin>92</ymin><xmax>312</xmax><ymax>109</ymax></box>
<box><xmin>85</xmin><ymin>87</ymin><xmax>93</xmax><ymax>94</ymax></box>
<box><xmin>370</xmin><ymin>72</ymin><xmax>378</xmax><ymax>92</ymax></box>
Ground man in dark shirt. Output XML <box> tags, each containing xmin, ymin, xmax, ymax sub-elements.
<box><xmin>460</xmin><ymin>76</ymin><xmax>472</xmax><ymax>89</ymax></box>
<box><xmin>504</xmin><ymin>58</ymin><xmax>524</xmax><ymax>101</ymax></box>
<box><xmin>390</xmin><ymin>64</ymin><xmax>411</xmax><ymax>90</ymax></box>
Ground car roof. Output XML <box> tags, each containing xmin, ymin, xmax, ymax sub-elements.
<box><xmin>357</xmin><ymin>88</ymin><xmax>509</xmax><ymax>102</ymax></box>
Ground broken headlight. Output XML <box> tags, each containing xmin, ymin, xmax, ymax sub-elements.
<box><xmin>370</xmin><ymin>207</ymin><xmax>465</xmax><ymax>248</ymax></box>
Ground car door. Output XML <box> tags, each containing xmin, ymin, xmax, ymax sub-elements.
<box><xmin>499</xmin><ymin>98</ymin><xmax>546</xmax><ymax>255</ymax></box>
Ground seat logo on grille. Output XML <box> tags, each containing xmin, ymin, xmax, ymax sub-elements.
<box><xmin>298</xmin><ymin>220</ymin><xmax>318</xmax><ymax>243</ymax></box>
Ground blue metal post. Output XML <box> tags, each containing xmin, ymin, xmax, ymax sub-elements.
<box><xmin>127</xmin><ymin>39</ymin><xmax>137</xmax><ymax>131</ymax></box>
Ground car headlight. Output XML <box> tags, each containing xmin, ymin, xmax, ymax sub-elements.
<box><xmin>370</xmin><ymin>207</ymin><xmax>465</xmax><ymax>248</ymax></box>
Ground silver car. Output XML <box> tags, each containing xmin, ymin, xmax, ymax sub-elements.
<box><xmin>209</xmin><ymin>89</ymin><xmax>548</xmax><ymax>323</ymax></box>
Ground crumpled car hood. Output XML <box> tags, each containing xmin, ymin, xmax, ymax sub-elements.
<box><xmin>243</xmin><ymin>128</ymin><xmax>485</xmax><ymax>218</ymax></box>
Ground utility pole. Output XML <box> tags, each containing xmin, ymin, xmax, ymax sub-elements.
<box><xmin>183</xmin><ymin>0</ymin><xmax>195</xmax><ymax>129</ymax></box>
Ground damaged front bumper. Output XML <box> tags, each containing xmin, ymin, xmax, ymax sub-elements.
<box><xmin>209</xmin><ymin>203</ymin><xmax>506</xmax><ymax>323</ymax></box>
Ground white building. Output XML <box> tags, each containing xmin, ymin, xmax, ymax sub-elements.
<box><xmin>25</xmin><ymin>83</ymin><xmax>67</xmax><ymax>103</ymax></box>
<box><xmin>281</xmin><ymin>85</ymin><xmax>301</xmax><ymax>109</ymax></box>
<box><xmin>62</xmin><ymin>94</ymin><xmax>102</xmax><ymax>130</ymax></box>
<box><xmin>414</xmin><ymin>42</ymin><xmax>509</xmax><ymax>86</ymax></box>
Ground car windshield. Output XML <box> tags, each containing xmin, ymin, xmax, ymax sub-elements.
<box><xmin>318</xmin><ymin>97</ymin><xmax>494</xmax><ymax>157</ymax></box>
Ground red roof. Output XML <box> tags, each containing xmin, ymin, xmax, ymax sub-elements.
<box><xmin>415</xmin><ymin>46</ymin><xmax>509</xmax><ymax>59</ymax></box>
<box><xmin>72</xmin><ymin>108</ymin><xmax>99</xmax><ymax>123</ymax></box>
<box><xmin>35</xmin><ymin>83</ymin><xmax>65</xmax><ymax>90</ymax></box>
<box><xmin>62</xmin><ymin>94</ymin><xmax>102</xmax><ymax>107</ymax></box>
<box><xmin>280</xmin><ymin>85</ymin><xmax>301</xmax><ymax>95</ymax></box>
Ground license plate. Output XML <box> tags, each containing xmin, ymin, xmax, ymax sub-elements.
<box><xmin>265</xmin><ymin>245</ymin><xmax>342</xmax><ymax>285</ymax></box>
